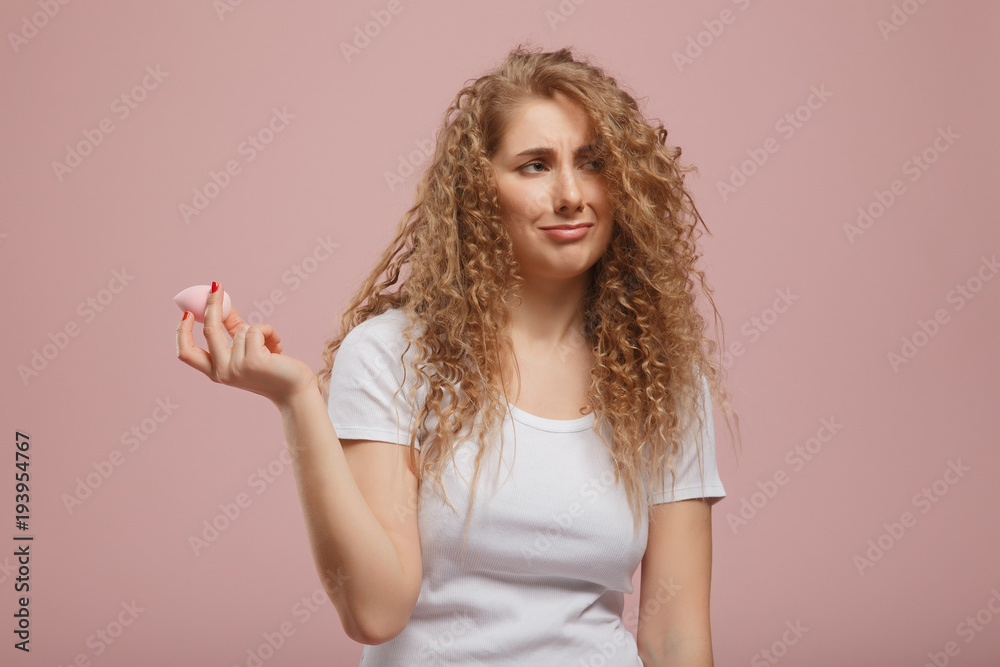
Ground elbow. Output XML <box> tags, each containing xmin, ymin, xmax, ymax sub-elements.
<box><xmin>337</xmin><ymin>567</ymin><xmax>421</xmax><ymax>646</ymax></box>
<box><xmin>330</xmin><ymin>597</ymin><xmax>385</xmax><ymax>646</ymax></box>
<box><xmin>350</xmin><ymin>573</ymin><xmax>421</xmax><ymax>645</ymax></box>
<box><xmin>348</xmin><ymin>606</ymin><xmax>411</xmax><ymax>646</ymax></box>
<box><xmin>353</xmin><ymin>628</ymin><xmax>396</xmax><ymax>647</ymax></box>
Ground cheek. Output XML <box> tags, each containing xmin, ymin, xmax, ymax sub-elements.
<box><xmin>503</xmin><ymin>183</ymin><xmax>548</xmax><ymax>220</ymax></box>
<box><xmin>523</xmin><ymin>190</ymin><xmax>550</xmax><ymax>219</ymax></box>
<box><xmin>593</xmin><ymin>184</ymin><xmax>612</xmax><ymax>211</ymax></box>
<box><xmin>498</xmin><ymin>210</ymin><xmax>527</xmax><ymax>247</ymax></box>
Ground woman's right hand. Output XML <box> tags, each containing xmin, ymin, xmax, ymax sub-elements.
<box><xmin>175</xmin><ymin>281</ymin><xmax>317</xmax><ymax>407</ymax></box>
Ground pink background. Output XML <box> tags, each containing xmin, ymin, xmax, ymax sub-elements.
<box><xmin>3</xmin><ymin>0</ymin><xmax>999</xmax><ymax>665</ymax></box>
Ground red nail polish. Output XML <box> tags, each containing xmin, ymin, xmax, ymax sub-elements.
<box><xmin>211</xmin><ymin>282</ymin><xmax>219</xmax><ymax>293</ymax></box>
<box><xmin>182</xmin><ymin>311</ymin><xmax>189</xmax><ymax>321</ymax></box>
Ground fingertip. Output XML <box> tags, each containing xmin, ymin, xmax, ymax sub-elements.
<box><xmin>204</xmin><ymin>282</ymin><xmax>224</xmax><ymax>327</ymax></box>
<box><xmin>206</xmin><ymin>282</ymin><xmax>222</xmax><ymax>309</ymax></box>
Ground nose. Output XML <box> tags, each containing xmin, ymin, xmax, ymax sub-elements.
<box><xmin>553</xmin><ymin>165</ymin><xmax>584</xmax><ymax>213</ymax></box>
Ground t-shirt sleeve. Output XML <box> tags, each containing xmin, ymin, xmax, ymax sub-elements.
<box><xmin>648</xmin><ymin>372</ymin><xmax>726</xmax><ymax>505</ymax></box>
<box><xmin>326</xmin><ymin>315</ymin><xmax>426</xmax><ymax>449</ymax></box>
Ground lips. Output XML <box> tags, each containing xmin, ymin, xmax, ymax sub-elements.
<box><xmin>539</xmin><ymin>223</ymin><xmax>594</xmax><ymax>230</ymax></box>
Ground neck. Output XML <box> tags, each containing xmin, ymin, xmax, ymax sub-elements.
<box><xmin>505</xmin><ymin>270</ymin><xmax>591</xmax><ymax>354</ymax></box>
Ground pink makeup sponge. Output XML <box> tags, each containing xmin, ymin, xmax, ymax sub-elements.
<box><xmin>174</xmin><ymin>285</ymin><xmax>232</xmax><ymax>324</ymax></box>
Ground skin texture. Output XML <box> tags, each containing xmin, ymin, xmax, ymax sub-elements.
<box><xmin>177</xmin><ymin>287</ymin><xmax>421</xmax><ymax>645</ymax></box>
<box><xmin>638</xmin><ymin>498</ymin><xmax>715</xmax><ymax>666</ymax></box>
<box><xmin>175</xmin><ymin>284</ymin><xmax>314</xmax><ymax>406</ymax></box>
<box><xmin>491</xmin><ymin>94</ymin><xmax>716</xmax><ymax>665</ymax></box>
<box><xmin>175</xmin><ymin>93</ymin><xmax>717</xmax><ymax>659</ymax></box>
<box><xmin>489</xmin><ymin>91</ymin><xmax>614</xmax><ymax>356</ymax></box>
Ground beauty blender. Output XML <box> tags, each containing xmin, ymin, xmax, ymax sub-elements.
<box><xmin>173</xmin><ymin>285</ymin><xmax>232</xmax><ymax>324</ymax></box>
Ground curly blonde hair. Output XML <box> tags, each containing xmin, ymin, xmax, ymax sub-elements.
<box><xmin>316</xmin><ymin>43</ymin><xmax>741</xmax><ymax>560</ymax></box>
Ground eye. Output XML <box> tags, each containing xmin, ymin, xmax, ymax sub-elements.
<box><xmin>520</xmin><ymin>161</ymin><xmax>546</xmax><ymax>173</ymax></box>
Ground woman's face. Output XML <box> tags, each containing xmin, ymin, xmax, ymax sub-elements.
<box><xmin>489</xmin><ymin>93</ymin><xmax>614</xmax><ymax>286</ymax></box>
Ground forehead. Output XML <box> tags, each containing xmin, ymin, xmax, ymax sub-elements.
<box><xmin>497</xmin><ymin>94</ymin><xmax>595</xmax><ymax>153</ymax></box>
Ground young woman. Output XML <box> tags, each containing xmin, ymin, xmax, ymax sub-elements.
<box><xmin>177</xmin><ymin>45</ymin><xmax>739</xmax><ymax>666</ymax></box>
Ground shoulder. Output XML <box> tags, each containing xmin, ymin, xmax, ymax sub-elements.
<box><xmin>338</xmin><ymin>308</ymin><xmax>427</xmax><ymax>375</ymax></box>
<box><xmin>342</xmin><ymin>308</ymin><xmax>418</xmax><ymax>351</ymax></box>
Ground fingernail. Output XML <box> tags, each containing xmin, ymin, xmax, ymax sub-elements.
<box><xmin>211</xmin><ymin>282</ymin><xmax>219</xmax><ymax>293</ymax></box>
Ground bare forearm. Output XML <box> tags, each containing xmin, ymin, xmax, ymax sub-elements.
<box><xmin>275</xmin><ymin>387</ymin><xmax>408</xmax><ymax>644</ymax></box>
<box><xmin>639</xmin><ymin>633</ymin><xmax>714</xmax><ymax>667</ymax></box>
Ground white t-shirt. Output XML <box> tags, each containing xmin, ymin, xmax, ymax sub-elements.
<box><xmin>327</xmin><ymin>308</ymin><xmax>726</xmax><ymax>666</ymax></box>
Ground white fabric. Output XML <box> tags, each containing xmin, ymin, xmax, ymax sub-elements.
<box><xmin>327</xmin><ymin>308</ymin><xmax>726</xmax><ymax>666</ymax></box>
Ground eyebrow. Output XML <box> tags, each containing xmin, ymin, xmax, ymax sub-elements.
<box><xmin>513</xmin><ymin>144</ymin><xmax>600</xmax><ymax>159</ymax></box>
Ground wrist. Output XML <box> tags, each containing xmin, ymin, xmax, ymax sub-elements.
<box><xmin>272</xmin><ymin>381</ymin><xmax>322</xmax><ymax>414</ymax></box>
